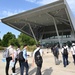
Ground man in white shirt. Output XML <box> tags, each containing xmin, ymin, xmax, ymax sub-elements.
<box><xmin>71</xmin><ymin>43</ymin><xmax>75</xmax><ymax>65</ymax></box>
<box><xmin>32</xmin><ymin>44</ymin><xmax>43</xmax><ymax>75</ymax></box>
<box><xmin>61</xmin><ymin>44</ymin><xmax>69</xmax><ymax>67</ymax></box>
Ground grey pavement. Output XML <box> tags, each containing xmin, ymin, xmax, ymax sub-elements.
<box><xmin>0</xmin><ymin>49</ymin><xmax>75</xmax><ymax>75</ymax></box>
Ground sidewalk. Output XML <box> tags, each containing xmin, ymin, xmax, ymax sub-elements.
<box><xmin>0</xmin><ymin>49</ymin><xmax>75</xmax><ymax>75</ymax></box>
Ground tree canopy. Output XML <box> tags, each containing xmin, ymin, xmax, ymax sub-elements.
<box><xmin>1</xmin><ymin>32</ymin><xmax>36</xmax><ymax>47</ymax></box>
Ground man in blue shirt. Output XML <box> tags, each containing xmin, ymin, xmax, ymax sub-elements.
<box><xmin>20</xmin><ymin>44</ymin><xmax>29</xmax><ymax>75</ymax></box>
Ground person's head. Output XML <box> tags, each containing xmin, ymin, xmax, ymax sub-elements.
<box><xmin>17</xmin><ymin>45</ymin><xmax>20</xmax><ymax>48</ymax></box>
<box><xmin>10</xmin><ymin>43</ymin><xmax>14</xmax><ymax>47</ymax></box>
<box><xmin>23</xmin><ymin>44</ymin><xmax>27</xmax><ymax>49</ymax></box>
<box><xmin>36</xmin><ymin>44</ymin><xmax>40</xmax><ymax>47</ymax></box>
<box><xmin>7</xmin><ymin>43</ymin><xmax>14</xmax><ymax>49</ymax></box>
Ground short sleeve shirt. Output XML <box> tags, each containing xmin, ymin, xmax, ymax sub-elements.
<box><xmin>9</xmin><ymin>47</ymin><xmax>14</xmax><ymax>55</ymax></box>
<box><xmin>33</xmin><ymin>47</ymin><xmax>43</xmax><ymax>58</ymax></box>
<box><xmin>71</xmin><ymin>46</ymin><xmax>75</xmax><ymax>55</ymax></box>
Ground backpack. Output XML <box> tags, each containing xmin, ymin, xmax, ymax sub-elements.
<box><xmin>18</xmin><ymin>51</ymin><xmax>25</xmax><ymax>62</ymax></box>
<box><xmin>3</xmin><ymin>49</ymin><xmax>9</xmax><ymax>58</ymax></box>
<box><xmin>63</xmin><ymin>48</ymin><xmax>68</xmax><ymax>55</ymax></box>
<box><xmin>34</xmin><ymin>49</ymin><xmax>43</xmax><ymax>65</ymax></box>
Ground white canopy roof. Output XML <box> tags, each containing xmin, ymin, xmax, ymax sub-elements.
<box><xmin>1</xmin><ymin>0</ymin><xmax>75</xmax><ymax>41</ymax></box>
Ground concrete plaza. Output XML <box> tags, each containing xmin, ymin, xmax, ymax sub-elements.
<box><xmin>0</xmin><ymin>49</ymin><xmax>75</xmax><ymax>75</ymax></box>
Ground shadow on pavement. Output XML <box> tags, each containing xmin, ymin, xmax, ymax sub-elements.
<box><xmin>29</xmin><ymin>67</ymin><xmax>37</xmax><ymax>75</ymax></box>
<box><xmin>16</xmin><ymin>67</ymin><xmax>20</xmax><ymax>74</ymax></box>
<box><xmin>42</xmin><ymin>67</ymin><xmax>53</xmax><ymax>75</ymax></box>
<box><xmin>15</xmin><ymin>64</ymin><xmax>32</xmax><ymax>75</ymax></box>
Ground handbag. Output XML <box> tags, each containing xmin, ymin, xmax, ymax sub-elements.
<box><xmin>9</xmin><ymin>60</ymin><xmax>15</xmax><ymax>68</ymax></box>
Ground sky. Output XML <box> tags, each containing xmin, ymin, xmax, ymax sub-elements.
<box><xmin>0</xmin><ymin>0</ymin><xmax>75</xmax><ymax>39</ymax></box>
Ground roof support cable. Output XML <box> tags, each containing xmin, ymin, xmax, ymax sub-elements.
<box><xmin>28</xmin><ymin>23</ymin><xmax>38</xmax><ymax>44</ymax></box>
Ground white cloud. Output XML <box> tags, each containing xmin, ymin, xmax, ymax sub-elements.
<box><xmin>25</xmin><ymin>0</ymin><xmax>75</xmax><ymax>16</ymax></box>
<box><xmin>0</xmin><ymin>0</ymin><xmax>75</xmax><ymax>19</ymax></box>
<box><xmin>25</xmin><ymin>0</ymin><xmax>58</xmax><ymax>5</ymax></box>
<box><xmin>36</xmin><ymin>0</ymin><xmax>58</xmax><ymax>5</ymax></box>
<box><xmin>25</xmin><ymin>0</ymin><xmax>75</xmax><ymax>8</ymax></box>
<box><xmin>67</xmin><ymin>0</ymin><xmax>75</xmax><ymax>8</ymax></box>
<box><xmin>66</xmin><ymin>0</ymin><xmax>75</xmax><ymax>15</ymax></box>
<box><xmin>0</xmin><ymin>10</ymin><xmax>24</xmax><ymax>19</ymax></box>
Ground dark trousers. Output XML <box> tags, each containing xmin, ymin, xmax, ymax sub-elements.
<box><xmin>63</xmin><ymin>54</ymin><xmax>68</xmax><ymax>67</ymax></box>
<box><xmin>6</xmin><ymin>57</ymin><xmax>15</xmax><ymax>75</ymax></box>
<box><xmin>15</xmin><ymin>58</ymin><xmax>21</xmax><ymax>68</ymax></box>
<box><xmin>36</xmin><ymin>62</ymin><xmax>42</xmax><ymax>75</ymax></box>
<box><xmin>20</xmin><ymin>61</ymin><xmax>29</xmax><ymax>75</ymax></box>
<box><xmin>73</xmin><ymin>55</ymin><xmax>75</xmax><ymax>64</ymax></box>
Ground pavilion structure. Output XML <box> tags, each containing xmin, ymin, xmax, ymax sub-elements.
<box><xmin>1</xmin><ymin>0</ymin><xmax>75</xmax><ymax>47</ymax></box>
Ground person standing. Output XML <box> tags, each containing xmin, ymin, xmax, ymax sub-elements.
<box><xmin>20</xmin><ymin>44</ymin><xmax>29</xmax><ymax>75</ymax></box>
<box><xmin>71</xmin><ymin>43</ymin><xmax>75</xmax><ymax>65</ymax></box>
<box><xmin>5</xmin><ymin>44</ymin><xmax>16</xmax><ymax>75</ymax></box>
<box><xmin>61</xmin><ymin>44</ymin><xmax>69</xmax><ymax>67</ymax></box>
<box><xmin>32</xmin><ymin>44</ymin><xmax>43</xmax><ymax>75</ymax></box>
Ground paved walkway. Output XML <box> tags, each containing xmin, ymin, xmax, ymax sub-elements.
<box><xmin>0</xmin><ymin>49</ymin><xmax>75</xmax><ymax>75</ymax></box>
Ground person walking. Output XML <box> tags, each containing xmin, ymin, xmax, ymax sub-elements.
<box><xmin>15</xmin><ymin>45</ymin><xmax>21</xmax><ymax>68</ymax></box>
<box><xmin>20</xmin><ymin>44</ymin><xmax>29</xmax><ymax>75</ymax></box>
<box><xmin>61</xmin><ymin>44</ymin><xmax>69</xmax><ymax>67</ymax></box>
<box><xmin>32</xmin><ymin>44</ymin><xmax>43</xmax><ymax>75</ymax></box>
<box><xmin>5</xmin><ymin>44</ymin><xmax>16</xmax><ymax>75</ymax></box>
<box><xmin>71</xmin><ymin>43</ymin><xmax>75</xmax><ymax>65</ymax></box>
<box><xmin>53</xmin><ymin>44</ymin><xmax>59</xmax><ymax>65</ymax></box>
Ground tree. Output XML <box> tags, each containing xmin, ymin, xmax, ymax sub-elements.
<box><xmin>8</xmin><ymin>38</ymin><xmax>19</xmax><ymax>46</ymax></box>
<box><xmin>18</xmin><ymin>33</ymin><xmax>36</xmax><ymax>46</ymax></box>
<box><xmin>2</xmin><ymin>32</ymin><xmax>16</xmax><ymax>47</ymax></box>
<box><xmin>0</xmin><ymin>38</ymin><xmax>2</xmax><ymax>46</ymax></box>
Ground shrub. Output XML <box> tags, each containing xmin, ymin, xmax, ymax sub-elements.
<box><xmin>0</xmin><ymin>46</ymin><xmax>4</xmax><ymax>50</ymax></box>
<box><xmin>27</xmin><ymin>45</ymin><xmax>36</xmax><ymax>52</ymax></box>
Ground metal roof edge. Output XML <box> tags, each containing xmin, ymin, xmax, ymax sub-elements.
<box><xmin>1</xmin><ymin>0</ymin><xmax>64</xmax><ymax>21</ymax></box>
<box><xmin>64</xmin><ymin>0</ymin><xmax>75</xmax><ymax>31</ymax></box>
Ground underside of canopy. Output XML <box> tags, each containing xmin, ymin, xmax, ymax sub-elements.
<box><xmin>1</xmin><ymin>0</ymin><xmax>75</xmax><ymax>45</ymax></box>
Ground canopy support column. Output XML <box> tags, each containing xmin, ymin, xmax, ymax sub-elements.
<box><xmin>52</xmin><ymin>17</ymin><xmax>62</xmax><ymax>48</ymax></box>
<box><xmin>47</xmin><ymin>13</ymin><xmax>62</xmax><ymax>48</ymax></box>
<box><xmin>28</xmin><ymin>23</ymin><xmax>38</xmax><ymax>44</ymax></box>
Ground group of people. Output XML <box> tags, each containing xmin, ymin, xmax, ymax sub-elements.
<box><xmin>5</xmin><ymin>44</ymin><xmax>43</xmax><ymax>75</ymax></box>
<box><xmin>51</xmin><ymin>43</ymin><xmax>75</xmax><ymax>67</ymax></box>
<box><xmin>4</xmin><ymin>42</ymin><xmax>75</xmax><ymax>75</ymax></box>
